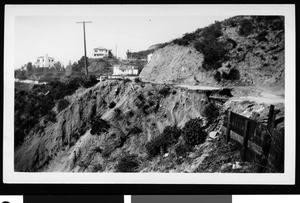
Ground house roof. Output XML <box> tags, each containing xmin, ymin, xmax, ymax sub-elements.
<box><xmin>37</xmin><ymin>56</ymin><xmax>54</xmax><ymax>59</ymax></box>
<box><xmin>94</xmin><ymin>46</ymin><xmax>109</xmax><ymax>50</ymax></box>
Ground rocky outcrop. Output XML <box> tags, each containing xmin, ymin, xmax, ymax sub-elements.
<box><xmin>140</xmin><ymin>45</ymin><xmax>217</xmax><ymax>86</ymax></box>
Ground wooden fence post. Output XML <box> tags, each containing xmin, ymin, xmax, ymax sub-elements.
<box><xmin>226</xmin><ymin>111</ymin><xmax>231</xmax><ymax>143</ymax></box>
<box><xmin>260</xmin><ymin>105</ymin><xmax>275</xmax><ymax>172</ymax></box>
<box><xmin>267</xmin><ymin>105</ymin><xmax>276</xmax><ymax>136</ymax></box>
<box><xmin>242</xmin><ymin>120</ymin><xmax>249</xmax><ymax>161</ymax></box>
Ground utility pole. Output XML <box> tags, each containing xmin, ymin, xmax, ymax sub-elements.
<box><xmin>76</xmin><ymin>21</ymin><xmax>92</xmax><ymax>76</ymax></box>
<box><xmin>115</xmin><ymin>45</ymin><xmax>117</xmax><ymax>58</ymax></box>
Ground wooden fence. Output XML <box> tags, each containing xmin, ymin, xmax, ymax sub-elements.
<box><xmin>222</xmin><ymin>105</ymin><xmax>284</xmax><ymax>172</ymax></box>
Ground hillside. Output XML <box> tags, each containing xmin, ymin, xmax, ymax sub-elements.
<box><xmin>15</xmin><ymin>79</ymin><xmax>284</xmax><ymax>172</ymax></box>
<box><xmin>14</xmin><ymin>15</ymin><xmax>285</xmax><ymax>173</ymax></box>
<box><xmin>140</xmin><ymin>16</ymin><xmax>284</xmax><ymax>95</ymax></box>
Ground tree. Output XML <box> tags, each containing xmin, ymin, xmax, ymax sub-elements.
<box><xmin>108</xmin><ymin>50</ymin><xmax>114</xmax><ymax>58</ymax></box>
<box><xmin>26</xmin><ymin>62</ymin><xmax>33</xmax><ymax>73</ymax></box>
<box><xmin>53</xmin><ymin>61</ymin><xmax>63</xmax><ymax>71</ymax></box>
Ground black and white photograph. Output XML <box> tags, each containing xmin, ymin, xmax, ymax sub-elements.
<box><xmin>3</xmin><ymin>5</ymin><xmax>295</xmax><ymax>184</ymax></box>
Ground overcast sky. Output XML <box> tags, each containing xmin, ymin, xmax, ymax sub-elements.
<box><xmin>13</xmin><ymin>6</ymin><xmax>232</xmax><ymax>68</ymax></box>
<box><xmin>10</xmin><ymin>4</ymin><xmax>293</xmax><ymax>69</ymax></box>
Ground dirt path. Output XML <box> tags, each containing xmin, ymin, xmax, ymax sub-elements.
<box><xmin>160</xmin><ymin>82</ymin><xmax>284</xmax><ymax>104</ymax></box>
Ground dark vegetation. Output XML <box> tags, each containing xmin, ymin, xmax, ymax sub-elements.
<box><xmin>126</xmin><ymin>43</ymin><xmax>168</xmax><ymax>60</ymax></box>
<box><xmin>222</xmin><ymin>68</ymin><xmax>240</xmax><ymax>81</ymax></box>
<box><xmin>145</xmin><ymin>125</ymin><xmax>181</xmax><ymax>158</ymax></box>
<box><xmin>194</xmin><ymin>22</ymin><xmax>229</xmax><ymax>70</ymax></box>
<box><xmin>109</xmin><ymin>101</ymin><xmax>116</xmax><ymax>109</ymax></box>
<box><xmin>114</xmin><ymin>108</ymin><xmax>123</xmax><ymax>119</ymax></box>
<box><xmin>57</xmin><ymin>99</ymin><xmax>70</xmax><ymax>112</ymax></box>
<box><xmin>175</xmin><ymin>143</ymin><xmax>189</xmax><ymax>157</ymax></box>
<box><xmin>202</xmin><ymin>103</ymin><xmax>220</xmax><ymax>123</ymax></box>
<box><xmin>15</xmin><ymin>62</ymin><xmax>65</xmax><ymax>82</ymax></box>
<box><xmin>87</xmin><ymin>57</ymin><xmax>118</xmax><ymax>76</ymax></box>
<box><xmin>158</xmin><ymin>86</ymin><xmax>171</xmax><ymax>97</ymax></box>
<box><xmin>14</xmin><ymin>75</ymin><xmax>98</xmax><ymax>147</ymax></box>
<box><xmin>115</xmin><ymin>154</ymin><xmax>139</xmax><ymax>172</ymax></box>
<box><xmin>182</xmin><ymin>118</ymin><xmax>207</xmax><ymax>148</ymax></box>
<box><xmin>90</xmin><ymin>115</ymin><xmax>111</xmax><ymax>135</ymax></box>
<box><xmin>169</xmin><ymin>16</ymin><xmax>284</xmax><ymax>81</ymax></box>
<box><xmin>145</xmin><ymin>118</ymin><xmax>207</xmax><ymax>158</ymax></box>
<box><xmin>239</xmin><ymin>19</ymin><xmax>254</xmax><ymax>36</ymax></box>
<box><xmin>134</xmin><ymin>77</ymin><xmax>141</xmax><ymax>83</ymax></box>
<box><xmin>128</xmin><ymin>126</ymin><xmax>143</xmax><ymax>135</ymax></box>
<box><xmin>172</xmin><ymin>21</ymin><xmax>229</xmax><ymax>71</ymax></box>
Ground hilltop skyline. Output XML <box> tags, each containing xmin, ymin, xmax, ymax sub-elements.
<box><xmin>12</xmin><ymin>6</ymin><xmax>235</xmax><ymax>69</ymax></box>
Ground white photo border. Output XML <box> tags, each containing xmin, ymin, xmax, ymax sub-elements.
<box><xmin>3</xmin><ymin>4</ymin><xmax>296</xmax><ymax>184</ymax></box>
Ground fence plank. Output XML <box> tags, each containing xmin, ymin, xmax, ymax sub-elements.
<box><xmin>259</xmin><ymin>105</ymin><xmax>275</xmax><ymax>172</ymax></box>
<box><xmin>226</xmin><ymin>111</ymin><xmax>231</xmax><ymax>143</ymax></box>
<box><xmin>242</xmin><ymin>120</ymin><xmax>250</xmax><ymax>161</ymax></box>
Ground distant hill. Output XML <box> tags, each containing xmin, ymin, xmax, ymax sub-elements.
<box><xmin>140</xmin><ymin>16</ymin><xmax>284</xmax><ymax>94</ymax></box>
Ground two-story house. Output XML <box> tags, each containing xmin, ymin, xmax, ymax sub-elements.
<box><xmin>34</xmin><ymin>54</ymin><xmax>55</xmax><ymax>68</ymax></box>
<box><xmin>92</xmin><ymin>46</ymin><xmax>110</xmax><ymax>58</ymax></box>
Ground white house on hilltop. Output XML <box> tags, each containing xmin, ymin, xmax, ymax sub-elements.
<box><xmin>34</xmin><ymin>54</ymin><xmax>55</xmax><ymax>68</ymax></box>
<box><xmin>92</xmin><ymin>46</ymin><xmax>110</xmax><ymax>58</ymax></box>
<box><xmin>113</xmin><ymin>64</ymin><xmax>139</xmax><ymax>76</ymax></box>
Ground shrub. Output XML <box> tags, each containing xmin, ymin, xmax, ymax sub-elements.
<box><xmin>129</xmin><ymin>126</ymin><xmax>143</xmax><ymax>135</ymax></box>
<box><xmin>270</xmin><ymin>18</ymin><xmax>284</xmax><ymax>31</ymax></box>
<box><xmin>91</xmin><ymin>164</ymin><xmax>103</xmax><ymax>172</ymax></box>
<box><xmin>194</xmin><ymin>39</ymin><xmax>228</xmax><ymax>70</ymax></box>
<box><xmin>222</xmin><ymin>68</ymin><xmax>240</xmax><ymax>81</ymax></box>
<box><xmin>175</xmin><ymin>143</ymin><xmax>189</xmax><ymax>157</ymax></box>
<box><xmin>90</xmin><ymin>116</ymin><xmax>110</xmax><ymax>135</ymax></box>
<box><xmin>227</xmin><ymin>38</ymin><xmax>237</xmax><ymax>49</ymax></box>
<box><xmin>137</xmin><ymin>94</ymin><xmax>144</xmax><ymax>101</ymax></box>
<box><xmin>227</xmin><ymin>68</ymin><xmax>240</xmax><ymax>81</ymax></box>
<box><xmin>213</xmin><ymin>71</ymin><xmax>221</xmax><ymax>82</ymax></box>
<box><xmin>102</xmin><ymin>145</ymin><xmax>114</xmax><ymax>158</ymax></box>
<box><xmin>82</xmin><ymin>75</ymin><xmax>98</xmax><ymax>88</ymax></box>
<box><xmin>223</xmin><ymin>18</ymin><xmax>237</xmax><ymax>27</ymax></box>
<box><xmin>57</xmin><ymin>98</ymin><xmax>70</xmax><ymax>112</ymax></box>
<box><xmin>114</xmin><ymin>108</ymin><xmax>122</xmax><ymax>119</ymax></box>
<box><xmin>158</xmin><ymin>86</ymin><xmax>171</xmax><ymax>97</ymax></box>
<box><xmin>239</xmin><ymin>19</ymin><xmax>254</xmax><ymax>36</ymax></box>
<box><xmin>123</xmin><ymin>78</ymin><xmax>131</xmax><ymax>83</ymax></box>
<box><xmin>202</xmin><ymin>103</ymin><xmax>219</xmax><ymax>123</ymax></box>
<box><xmin>145</xmin><ymin>125</ymin><xmax>181</xmax><ymax>158</ymax></box>
<box><xmin>172</xmin><ymin>32</ymin><xmax>198</xmax><ymax>46</ymax></box>
<box><xmin>109</xmin><ymin>101</ymin><xmax>116</xmax><ymax>109</ymax></box>
<box><xmin>134</xmin><ymin>77</ymin><xmax>141</xmax><ymax>83</ymax></box>
<box><xmin>256</xmin><ymin>30</ymin><xmax>268</xmax><ymax>42</ymax></box>
<box><xmin>115</xmin><ymin>154</ymin><xmax>139</xmax><ymax>172</ymax></box>
<box><xmin>127</xmin><ymin>110</ymin><xmax>135</xmax><ymax>118</ymax></box>
<box><xmin>201</xmin><ymin>21</ymin><xmax>222</xmax><ymax>39</ymax></box>
<box><xmin>182</xmin><ymin>118</ymin><xmax>207</xmax><ymax>148</ymax></box>
<box><xmin>44</xmin><ymin>111</ymin><xmax>57</xmax><ymax>123</ymax></box>
<box><xmin>172</xmin><ymin>38</ymin><xmax>190</xmax><ymax>46</ymax></box>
